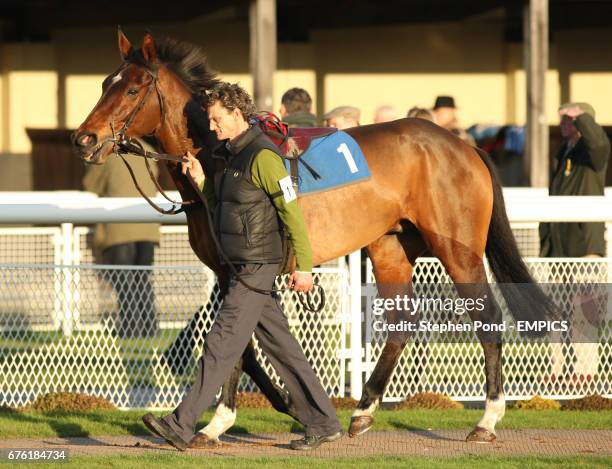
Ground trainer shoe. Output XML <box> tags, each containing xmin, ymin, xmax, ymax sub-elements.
<box><xmin>289</xmin><ymin>430</ymin><xmax>344</xmax><ymax>450</ymax></box>
<box><xmin>142</xmin><ymin>413</ymin><xmax>188</xmax><ymax>451</ymax></box>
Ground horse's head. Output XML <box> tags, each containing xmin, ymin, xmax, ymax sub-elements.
<box><xmin>72</xmin><ymin>29</ymin><xmax>165</xmax><ymax>164</ymax></box>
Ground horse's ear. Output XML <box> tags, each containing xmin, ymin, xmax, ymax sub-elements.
<box><xmin>117</xmin><ymin>26</ymin><xmax>132</xmax><ymax>60</ymax></box>
<box><xmin>141</xmin><ymin>32</ymin><xmax>157</xmax><ymax>64</ymax></box>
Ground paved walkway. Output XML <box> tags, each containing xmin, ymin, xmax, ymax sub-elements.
<box><xmin>1</xmin><ymin>430</ymin><xmax>611</xmax><ymax>458</ymax></box>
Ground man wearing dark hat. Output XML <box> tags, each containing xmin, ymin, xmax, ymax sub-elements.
<box><xmin>432</xmin><ymin>95</ymin><xmax>475</xmax><ymax>145</ymax></box>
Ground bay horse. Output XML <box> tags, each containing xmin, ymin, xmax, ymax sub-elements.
<box><xmin>72</xmin><ymin>30</ymin><xmax>556</xmax><ymax>444</ymax></box>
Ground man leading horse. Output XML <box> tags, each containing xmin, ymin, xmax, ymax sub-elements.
<box><xmin>142</xmin><ymin>82</ymin><xmax>344</xmax><ymax>451</ymax></box>
<box><xmin>73</xmin><ymin>31</ymin><xmax>558</xmax><ymax>447</ymax></box>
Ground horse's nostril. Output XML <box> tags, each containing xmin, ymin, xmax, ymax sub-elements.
<box><xmin>75</xmin><ymin>132</ymin><xmax>97</xmax><ymax>148</ymax></box>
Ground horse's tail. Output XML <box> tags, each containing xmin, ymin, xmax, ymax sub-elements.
<box><xmin>476</xmin><ymin>148</ymin><xmax>558</xmax><ymax>328</ymax></box>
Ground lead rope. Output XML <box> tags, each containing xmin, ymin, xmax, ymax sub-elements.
<box><xmin>117</xmin><ymin>154</ymin><xmax>186</xmax><ymax>215</ymax></box>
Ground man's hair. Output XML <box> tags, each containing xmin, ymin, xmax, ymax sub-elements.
<box><xmin>281</xmin><ymin>88</ymin><xmax>312</xmax><ymax>114</ymax></box>
<box><xmin>207</xmin><ymin>82</ymin><xmax>257</xmax><ymax>120</ymax></box>
<box><xmin>407</xmin><ymin>106</ymin><xmax>434</xmax><ymax>121</ymax></box>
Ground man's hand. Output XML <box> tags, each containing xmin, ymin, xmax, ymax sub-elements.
<box><xmin>289</xmin><ymin>271</ymin><xmax>314</xmax><ymax>293</ymax></box>
<box><xmin>181</xmin><ymin>151</ymin><xmax>205</xmax><ymax>187</ymax></box>
<box><xmin>560</xmin><ymin>106</ymin><xmax>585</xmax><ymax>120</ymax></box>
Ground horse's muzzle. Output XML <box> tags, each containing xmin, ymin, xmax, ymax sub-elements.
<box><xmin>71</xmin><ymin>131</ymin><xmax>112</xmax><ymax>163</ymax></box>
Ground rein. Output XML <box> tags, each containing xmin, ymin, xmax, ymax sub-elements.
<box><xmin>108</xmin><ymin>67</ymin><xmax>325</xmax><ymax>312</ymax></box>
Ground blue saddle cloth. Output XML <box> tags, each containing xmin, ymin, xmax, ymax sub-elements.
<box><xmin>283</xmin><ymin>130</ymin><xmax>371</xmax><ymax>195</ymax></box>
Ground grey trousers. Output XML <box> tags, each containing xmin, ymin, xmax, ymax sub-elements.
<box><xmin>163</xmin><ymin>263</ymin><xmax>342</xmax><ymax>442</ymax></box>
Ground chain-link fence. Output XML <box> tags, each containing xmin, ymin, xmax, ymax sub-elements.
<box><xmin>0</xmin><ymin>264</ymin><xmax>348</xmax><ymax>409</ymax></box>
<box><xmin>365</xmin><ymin>257</ymin><xmax>612</xmax><ymax>401</ymax></box>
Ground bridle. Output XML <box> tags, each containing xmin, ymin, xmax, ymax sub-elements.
<box><xmin>100</xmin><ymin>63</ymin><xmax>326</xmax><ymax>313</ymax></box>
<box><xmin>108</xmin><ymin>64</ymin><xmax>200</xmax><ymax>215</ymax></box>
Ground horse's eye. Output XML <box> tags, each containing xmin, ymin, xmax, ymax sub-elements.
<box><xmin>127</xmin><ymin>88</ymin><xmax>138</xmax><ymax>96</ymax></box>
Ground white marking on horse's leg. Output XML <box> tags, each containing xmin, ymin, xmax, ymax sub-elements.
<box><xmin>351</xmin><ymin>398</ymin><xmax>379</xmax><ymax>417</ymax></box>
<box><xmin>477</xmin><ymin>394</ymin><xmax>506</xmax><ymax>434</ymax></box>
<box><xmin>198</xmin><ymin>403</ymin><xmax>236</xmax><ymax>440</ymax></box>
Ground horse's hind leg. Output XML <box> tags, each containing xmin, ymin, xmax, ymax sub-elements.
<box><xmin>195</xmin><ymin>355</ymin><xmax>241</xmax><ymax>445</ymax></box>
<box><xmin>240</xmin><ymin>340</ymin><xmax>299</xmax><ymax>419</ymax></box>
<box><xmin>429</xmin><ymin>235</ymin><xmax>504</xmax><ymax>443</ymax></box>
<box><xmin>349</xmin><ymin>231</ymin><xmax>424</xmax><ymax>437</ymax></box>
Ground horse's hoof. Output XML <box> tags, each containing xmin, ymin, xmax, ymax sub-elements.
<box><xmin>188</xmin><ymin>433</ymin><xmax>220</xmax><ymax>449</ymax></box>
<box><xmin>466</xmin><ymin>426</ymin><xmax>496</xmax><ymax>443</ymax></box>
<box><xmin>348</xmin><ymin>415</ymin><xmax>373</xmax><ymax>438</ymax></box>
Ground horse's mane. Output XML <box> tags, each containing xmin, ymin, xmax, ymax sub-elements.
<box><xmin>128</xmin><ymin>37</ymin><xmax>220</xmax><ymax>94</ymax></box>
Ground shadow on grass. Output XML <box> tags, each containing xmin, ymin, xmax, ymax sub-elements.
<box><xmin>0</xmin><ymin>407</ymin><xmax>177</xmax><ymax>451</ymax></box>
<box><xmin>0</xmin><ymin>407</ymin><xmax>89</xmax><ymax>438</ymax></box>
<box><xmin>75</xmin><ymin>410</ymin><xmax>148</xmax><ymax>436</ymax></box>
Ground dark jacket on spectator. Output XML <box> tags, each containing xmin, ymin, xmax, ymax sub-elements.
<box><xmin>539</xmin><ymin>113</ymin><xmax>611</xmax><ymax>257</ymax></box>
<box><xmin>83</xmin><ymin>152</ymin><xmax>161</xmax><ymax>257</ymax></box>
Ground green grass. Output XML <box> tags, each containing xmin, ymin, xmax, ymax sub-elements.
<box><xmin>6</xmin><ymin>455</ymin><xmax>612</xmax><ymax>469</ymax></box>
<box><xmin>0</xmin><ymin>407</ymin><xmax>610</xmax><ymax>439</ymax></box>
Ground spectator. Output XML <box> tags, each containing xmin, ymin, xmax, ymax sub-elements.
<box><xmin>540</xmin><ymin>102</ymin><xmax>611</xmax><ymax>383</ymax></box>
<box><xmin>373</xmin><ymin>105</ymin><xmax>397</xmax><ymax>123</ymax></box>
<box><xmin>431</xmin><ymin>95</ymin><xmax>475</xmax><ymax>144</ymax></box>
<box><xmin>323</xmin><ymin>106</ymin><xmax>360</xmax><ymax>129</ymax></box>
<box><xmin>83</xmin><ymin>139</ymin><xmax>160</xmax><ymax>338</ymax></box>
<box><xmin>407</xmin><ymin>107</ymin><xmax>435</xmax><ymax>122</ymax></box>
<box><xmin>280</xmin><ymin>87</ymin><xmax>317</xmax><ymax>128</ymax></box>
<box><xmin>540</xmin><ymin>102</ymin><xmax>610</xmax><ymax>257</ymax></box>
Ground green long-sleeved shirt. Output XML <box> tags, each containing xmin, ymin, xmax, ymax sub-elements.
<box><xmin>199</xmin><ymin>149</ymin><xmax>313</xmax><ymax>271</ymax></box>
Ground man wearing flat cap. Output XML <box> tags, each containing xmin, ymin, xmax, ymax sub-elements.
<box><xmin>540</xmin><ymin>102</ymin><xmax>611</xmax><ymax>384</ymax></box>
<box><xmin>323</xmin><ymin>106</ymin><xmax>360</xmax><ymax>130</ymax></box>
